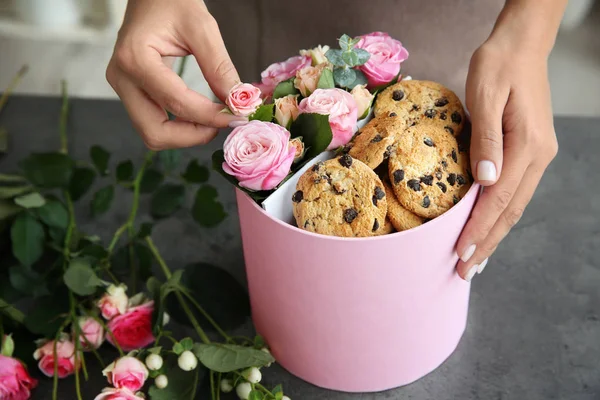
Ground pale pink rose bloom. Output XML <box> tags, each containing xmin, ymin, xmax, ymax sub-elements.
<box><xmin>106</xmin><ymin>301</ymin><xmax>155</xmax><ymax>352</ymax></box>
<box><xmin>355</xmin><ymin>32</ymin><xmax>409</xmax><ymax>88</ymax></box>
<box><xmin>350</xmin><ymin>84</ymin><xmax>375</xmax><ymax>119</ymax></box>
<box><xmin>0</xmin><ymin>354</ymin><xmax>38</xmax><ymax>400</ymax></box>
<box><xmin>260</xmin><ymin>55</ymin><xmax>312</xmax><ymax>96</ymax></box>
<box><xmin>289</xmin><ymin>138</ymin><xmax>305</xmax><ymax>163</ymax></box>
<box><xmin>102</xmin><ymin>356</ymin><xmax>148</xmax><ymax>392</ymax></box>
<box><xmin>294</xmin><ymin>63</ymin><xmax>330</xmax><ymax>97</ymax></box>
<box><xmin>97</xmin><ymin>284</ymin><xmax>128</xmax><ymax>320</ymax></box>
<box><xmin>222</xmin><ymin>121</ymin><xmax>296</xmax><ymax>191</ymax></box>
<box><xmin>33</xmin><ymin>339</ymin><xmax>77</xmax><ymax>378</ymax></box>
<box><xmin>274</xmin><ymin>95</ymin><xmax>299</xmax><ymax>128</ymax></box>
<box><xmin>74</xmin><ymin>317</ymin><xmax>104</xmax><ymax>351</ymax></box>
<box><xmin>226</xmin><ymin>83</ymin><xmax>263</xmax><ymax>117</ymax></box>
<box><xmin>298</xmin><ymin>88</ymin><xmax>358</xmax><ymax>150</ymax></box>
<box><xmin>94</xmin><ymin>387</ymin><xmax>145</xmax><ymax>400</ymax></box>
<box><xmin>299</xmin><ymin>45</ymin><xmax>330</xmax><ymax>66</ymax></box>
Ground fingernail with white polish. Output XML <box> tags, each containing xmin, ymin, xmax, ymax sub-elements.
<box><xmin>477</xmin><ymin>258</ymin><xmax>489</xmax><ymax>274</ymax></box>
<box><xmin>477</xmin><ymin>160</ymin><xmax>497</xmax><ymax>182</ymax></box>
<box><xmin>228</xmin><ymin>120</ymin><xmax>248</xmax><ymax>128</ymax></box>
<box><xmin>460</xmin><ymin>244</ymin><xmax>476</xmax><ymax>262</ymax></box>
<box><xmin>465</xmin><ymin>266</ymin><xmax>478</xmax><ymax>282</ymax></box>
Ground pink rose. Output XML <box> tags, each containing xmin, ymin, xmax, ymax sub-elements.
<box><xmin>350</xmin><ymin>84</ymin><xmax>374</xmax><ymax>119</ymax></box>
<box><xmin>298</xmin><ymin>88</ymin><xmax>358</xmax><ymax>150</ymax></box>
<box><xmin>97</xmin><ymin>284</ymin><xmax>128</xmax><ymax>320</ymax></box>
<box><xmin>274</xmin><ymin>95</ymin><xmax>299</xmax><ymax>128</ymax></box>
<box><xmin>260</xmin><ymin>55</ymin><xmax>312</xmax><ymax>96</ymax></box>
<box><xmin>222</xmin><ymin>121</ymin><xmax>296</xmax><ymax>191</ymax></box>
<box><xmin>294</xmin><ymin>63</ymin><xmax>329</xmax><ymax>97</ymax></box>
<box><xmin>94</xmin><ymin>388</ymin><xmax>145</xmax><ymax>400</ymax></box>
<box><xmin>226</xmin><ymin>83</ymin><xmax>262</xmax><ymax>117</ymax></box>
<box><xmin>355</xmin><ymin>32</ymin><xmax>409</xmax><ymax>88</ymax></box>
<box><xmin>73</xmin><ymin>317</ymin><xmax>104</xmax><ymax>351</ymax></box>
<box><xmin>33</xmin><ymin>339</ymin><xmax>78</xmax><ymax>378</ymax></box>
<box><xmin>0</xmin><ymin>354</ymin><xmax>38</xmax><ymax>400</ymax></box>
<box><xmin>102</xmin><ymin>356</ymin><xmax>148</xmax><ymax>392</ymax></box>
<box><xmin>106</xmin><ymin>301</ymin><xmax>155</xmax><ymax>352</ymax></box>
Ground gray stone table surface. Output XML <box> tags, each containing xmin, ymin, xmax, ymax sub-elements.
<box><xmin>0</xmin><ymin>96</ymin><xmax>599</xmax><ymax>400</ymax></box>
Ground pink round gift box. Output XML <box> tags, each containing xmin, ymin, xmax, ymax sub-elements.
<box><xmin>236</xmin><ymin>183</ymin><xmax>479</xmax><ymax>392</ymax></box>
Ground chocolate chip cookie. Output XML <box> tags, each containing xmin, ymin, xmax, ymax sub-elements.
<box><xmin>388</xmin><ymin>122</ymin><xmax>471</xmax><ymax>218</ymax></box>
<box><xmin>374</xmin><ymin>80</ymin><xmax>465</xmax><ymax>135</ymax></box>
<box><xmin>347</xmin><ymin>116</ymin><xmax>405</xmax><ymax>169</ymax></box>
<box><xmin>384</xmin><ymin>181</ymin><xmax>425</xmax><ymax>231</ymax></box>
<box><xmin>293</xmin><ymin>155</ymin><xmax>388</xmax><ymax>237</ymax></box>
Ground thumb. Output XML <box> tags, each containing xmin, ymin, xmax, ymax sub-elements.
<box><xmin>466</xmin><ymin>83</ymin><xmax>508</xmax><ymax>186</ymax></box>
<box><xmin>184</xmin><ymin>13</ymin><xmax>240</xmax><ymax>102</ymax></box>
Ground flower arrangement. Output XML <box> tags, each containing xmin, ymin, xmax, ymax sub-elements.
<box><xmin>213</xmin><ymin>32</ymin><xmax>409</xmax><ymax>202</ymax></box>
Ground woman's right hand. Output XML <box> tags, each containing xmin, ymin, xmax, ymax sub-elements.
<box><xmin>106</xmin><ymin>0</ymin><xmax>246</xmax><ymax>150</ymax></box>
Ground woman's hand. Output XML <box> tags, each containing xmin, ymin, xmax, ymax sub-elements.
<box><xmin>456</xmin><ymin>6</ymin><xmax>563</xmax><ymax>281</ymax></box>
<box><xmin>106</xmin><ymin>0</ymin><xmax>245</xmax><ymax>150</ymax></box>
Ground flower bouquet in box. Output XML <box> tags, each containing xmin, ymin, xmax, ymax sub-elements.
<box><xmin>212</xmin><ymin>32</ymin><xmax>409</xmax><ymax>208</ymax></box>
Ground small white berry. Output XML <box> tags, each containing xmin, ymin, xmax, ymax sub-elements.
<box><xmin>155</xmin><ymin>374</ymin><xmax>168</xmax><ymax>389</ymax></box>
<box><xmin>282</xmin><ymin>396</ymin><xmax>291</xmax><ymax>400</ymax></box>
<box><xmin>260</xmin><ymin>348</ymin><xmax>273</xmax><ymax>367</ymax></box>
<box><xmin>243</xmin><ymin>367</ymin><xmax>262</xmax><ymax>384</ymax></box>
<box><xmin>236</xmin><ymin>382</ymin><xmax>252</xmax><ymax>399</ymax></box>
<box><xmin>177</xmin><ymin>350</ymin><xmax>198</xmax><ymax>371</ymax></box>
<box><xmin>220</xmin><ymin>378</ymin><xmax>233</xmax><ymax>393</ymax></box>
<box><xmin>145</xmin><ymin>354</ymin><xmax>163</xmax><ymax>371</ymax></box>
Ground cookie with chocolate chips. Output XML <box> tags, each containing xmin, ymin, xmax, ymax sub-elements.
<box><xmin>348</xmin><ymin>116</ymin><xmax>405</xmax><ymax>169</ymax></box>
<box><xmin>387</xmin><ymin>122</ymin><xmax>471</xmax><ymax>219</ymax></box>
<box><xmin>384</xmin><ymin>181</ymin><xmax>425</xmax><ymax>232</ymax></box>
<box><xmin>373</xmin><ymin>80</ymin><xmax>465</xmax><ymax>135</ymax></box>
<box><xmin>293</xmin><ymin>156</ymin><xmax>387</xmax><ymax>237</ymax></box>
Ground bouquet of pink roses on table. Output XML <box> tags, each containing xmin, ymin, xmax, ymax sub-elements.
<box><xmin>213</xmin><ymin>32</ymin><xmax>409</xmax><ymax>202</ymax></box>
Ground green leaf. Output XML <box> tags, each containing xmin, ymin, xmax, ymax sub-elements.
<box><xmin>0</xmin><ymin>185</ymin><xmax>32</xmax><ymax>200</ymax></box>
<box><xmin>338</xmin><ymin>34</ymin><xmax>353</xmax><ymax>51</ymax></box>
<box><xmin>180</xmin><ymin>337</ymin><xmax>194</xmax><ymax>351</ymax></box>
<box><xmin>24</xmin><ymin>294</ymin><xmax>70</xmax><ymax>338</ymax></box>
<box><xmin>325</xmin><ymin>49</ymin><xmax>345</xmax><ymax>67</ymax></box>
<box><xmin>151</xmin><ymin>184</ymin><xmax>185</xmax><ymax>218</ymax></box>
<box><xmin>191</xmin><ymin>185</ymin><xmax>227</xmax><ymax>228</ymax></box>
<box><xmin>11</xmin><ymin>212</ymin><xmax>45</xmax><ymax>267</ymax></box>
<box><xmin>90</xmin><ymin>145</ymin><xmax>110</xmax><ymax>176</ymax></box>
<box><xmin>79</xmin><ymin>244</ymin><xmax>108</xmax><ymax>260</ymax></box>
<box><xmin>116</xmin><ymin>160</ymin><xmax>134</xmax><ymax>181</ymax></box>
<box><xmin>148</xmin><ymin>354</ymin><xmax>200</xmax><ymax>400</ymax></box>
<box><xmin>275</xmin><ymin>393</ymin><xmax>284</xmax><ymax>400</ymax></box>
<box><xmin>13</xmin><ymin>192</ymin><xmax>45</xmax><ymax>208</ymax></box>
<box><xmin>0</xmin><ymin>173</ymin><xmax>27</xmax><ymax>184</ymax></box>
<box><xmin>140</xmin><ymin>168</ymin><xmax>164</xmax><ymax>193</ymax></box>
<box><xmin>135</xmin><ymin>243</ymin><xmax>154</xmax><ymax>282</ymax></box>
<box><xmin>172</xmin><ymin>342</ymin><xmax>184</xmax><ymax>355</ymax></box>
<box><xmin>68</xmin><ymin>167</ymin><xmax>96</xmax><ymax>201</ymax></box>
<box><xmin>272</xmin><ymin>385</ymin><xmax>283</xmax><ymax>395</ymax></box>
<box><xmin>347</xmin><ymin>69</ymin><xmax>368</xmax><ymax>90</ymax></box>
<box><xmin>63</xmin><ymin>258</ymin><xmax>103</xmax><ymax>296</ymax></box>
<box><xmin>354</xmin><ymin>48</ymin><xmax>371</xmax><ymax>66</ymax></box>
<box><xmin>19</xmin><ymin>153</ymin><xmax>74</xmax><ymax>188</ymax></box>
<box><xmin>192</xmin><ymin>343</ymin><xmax>274</xmax><ymax>373</ymax></box>
<box><xmin>147</xmin><ymin>277</ymin><xmax>166</xmax><ymax>335</ymax></box>
<box><xmin>249</xmin><ymin>391</ymin><xmax>264</xmax><ymax>400</ymax></box>
<box><xmin>36</xmin><ymin>200</ymin><xmax>69</xmax><ymax>229</ymax></box>
<box><xmin>249</xmin><ymin>104</ymin><xmax>275</xmax><ymax>122</ymax></box>
<box><xmin>342</xmin><ymin>51</ymin><xmax>359</xmax><ymax>67</ymax></box>
<box><xmin>317</xmin><ymin>68</ymin><xmax>335</xmax><ymax>89</ymax></box>
<box><xmin>137</xmin><ymin>222</ymin><xmax>154</xmax><ymax>239</ymax></box>
<box><xmin>333</xmin><ymin>67</ymin><xmax>357</xmax><ymax>88</ymax></box>
<box><xmin>181</xmin><ymin>160</ymin><xmax>209</xmax><ymax>184</ymax></box>
<box><xmin>290</xmin><ymin>113</ymin><xmax>333</xmax><ymax>159</ymax></box>
<box><xmin>158</xmin><ymin>149</ymin><xmax>181</xmax><ymax>173</ymax></box>
<box><xmin>0</xmin><ymin>199</ymin><xmax>21</xmax><ymax>220</ymax></box>
<box><xmin>253</xmin><ymin>335</ymin><xmax>266</xmax><ymax>350</ymax></box>
<box><xmin>1</xmin><ymin>334</ymin><xmax>14</xmax><ymax>357</ymax></box>
<box><xmin>166</xmin><ymin>263</ymin><xmax>250</xmax><ymax>332</ymax></box>
<box><xmin>91</xmin><ymin>185</ymin><xmax>114</xmax><ymax>216</ymax></box>
<box><xmin>9</xmin><ymin>265</ymin><xmax>48</xmax><ymax>297</ymax></box>
<box><xmin>272</xmin><ymin>79</ymin><xmax>299</xmax><ymax>100</ymax></box>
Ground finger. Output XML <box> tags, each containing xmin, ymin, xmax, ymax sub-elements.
<box><xmin>114</xmin><ymin>76</ymin><xmax>219</xmax><ymax>150</ymax></box>
<box><xmin>456</xmin><ymin>164</ymin><xmax>545</xmax><ymax>280</ymax></box>
<box><xmin>120</xmin><ymin>46</ymin><xmax>243</xmax><ymax>128</ymax></box>
<box><xmin>466</xmin><ymin>81</ymin><xmax>510</xmax><ymax>186</ymax></box>
<box><xmin>455</xmin><ymin>141</ymin><xmax>529</xmax><ymax>267</ymax></box>
<box><xmin>182</xmin><ymin>12</ymin><xmax>240</xmax><ymax>101</ymax></box>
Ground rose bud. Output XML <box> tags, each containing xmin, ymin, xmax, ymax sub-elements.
<box><xmin>74</xmin><ymin>316</ymin><xmax>104</xmax><ymax>351</ymax></box>
<box><xmin>102</xmin><ymin>356</ymin><xmax>149</xmax><ymax>392</ymax></box>
<box><xmin>289</xmin><ymin>138</ymin><xmax>305</xmax><ymax>163</ymax></box>
<box><xmin>294</xmin><ymin>63</ymin><xmax>330</xmax><ymax>97</ymax></box>
<box><xmin>259</xmin><ymin>55</ymin><xmax>311</xmax><ymax>97</ymax></box>
<box><xmin>97</xmin><ymin>284</ymin><xmax>129</xmax><ymax>320</ymax></box>
<box><xmin>274</xmin><ymin>95</ymin><xmax>299</xmax><ymax>129</ymax></box>
<box><xmin>350</xmin><ymin>84</ymin><xmax>374</xmax><ymax>120</ymax></box>
<box><xmin>33</xmin><ymin>338</ymin><xmax>79</xmax><ymax>378</ymax></box>
<box><xmin>226</xmin><ymin>83</ymin><xmax>263</xmax><ymax>117</ymax></box>
<box><xmin>300</xmin><ymin>45</ymin><xmax>330</xmax><ymax>66</ymax></box>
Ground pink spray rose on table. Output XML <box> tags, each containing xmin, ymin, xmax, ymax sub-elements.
<box><xmin>350</xmin><ymin>84</ymin><xmax>375</xmax><ymax>119</ymax></box>
<box><xmin>0</xmin><ymin>354</ymin><xmax>38</xmax><ymax>400</ymax></box>
<box><xmin>294</xmin><ymin>63</ymin><xmax>330</xmax><ymax>97</ymax></box>
<box><xmin>222</xmin><ymin>121</ymin><xmax>296</xmax><ymax>191</ymax></box>
<box><xmin>97</xmin><ymin>284</ymin><xmax>128</xmax><ymax>320</ymax></box>
<box><xmin>106</xmin><ymin>301</ymin><xmax>155</xmax><ymax>352</ymax></box>
<box><xmin>226</xmin><ymin>83</ymin><xmax>263</xmax><ymax>117</ymax></box>
<box><xmin>298</xmin><ymin>88</ymin><xmax>358</xmax><ymax>150</ymax></box>
<box><xmin>94</xmin><ymin>388</ymin><xmax>145</xmax><ymax>400</ymax></box>
<box><xmin>102</xmin><ymin>356</ymin><xmax>148</xmax><ymax>392</ymax></box>
<box><xmin>73</xmin><ymin>317</ymin><xmax>104</xmax><ymax>351</ymax></box>
<box><xmin>355</xmin><ymin>32</ymin><xmax>409</xmax><ymax>88</ymax></box>
<box><xmin>33</xmin><ymin>339</ymin><xmax>78</xmax><ymax>378</ymax></box>
<box><xmin>259</xmin><ymin>55</ymin><xmax>312</xmax><ymax>96</ymax></box>
<box><xmin>274</xmin><ymin>95</ymin><xmax>299</xmax><ymax>128</ymax></box>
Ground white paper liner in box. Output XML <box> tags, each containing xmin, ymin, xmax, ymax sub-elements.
<box><xmin>262</xmin><ymin>113</ymin><xmax>374</xmax><ymax>225</ymax></box>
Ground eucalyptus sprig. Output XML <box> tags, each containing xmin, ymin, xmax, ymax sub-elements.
<box><xmin>325</xmin><ymin>34</ymin><xmax>371</xmax><ymax>89</ymax></box>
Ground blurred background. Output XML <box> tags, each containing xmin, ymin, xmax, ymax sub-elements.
<box><xmin>0</xmin><ymin>0</ymin><xmax>598</xmax><ymax>116</ymax></box>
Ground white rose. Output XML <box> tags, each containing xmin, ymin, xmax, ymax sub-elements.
<box><xmin>350</xmin><ymin>84</ymin><xmax>374</xmax><ymax>120</ymax></box>
<box><xmin>300</xmin><ymin>45</ymin><xmax>330</xmax><ymax>66</ymax></box>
